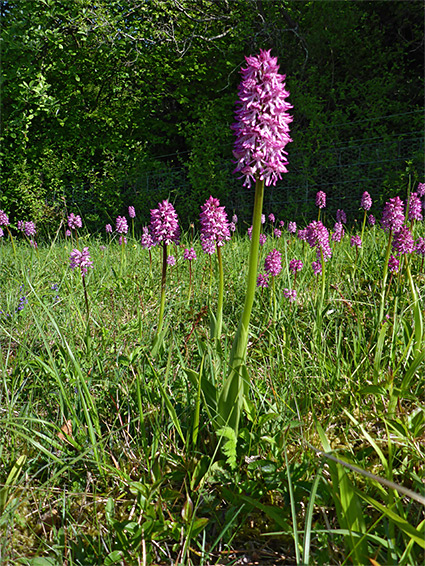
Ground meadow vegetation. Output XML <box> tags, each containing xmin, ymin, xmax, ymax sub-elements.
<box><xmin>1</xmin><ymin>193</ymin><xmax>424</xmax><ymax>565</ymax></box>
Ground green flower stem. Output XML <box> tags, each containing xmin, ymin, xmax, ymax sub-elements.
<box><xmin>82</xmin><ymin>273</ymin><xmax>90</xmax><ymax>320</ymax></box>
<box><xmin>217</xmin><ymin>178</ymin><xmax>264</xmax><ymax>432</ymax></box>
<box><xmin>5</xmin><ymin>226</ymin><xmax>17</xmax><ymax>260</ymax></box>
<box><xmin>208</xmin><ymin>255</ymin><xmax>213</xmax><ymax>297</ymax></box>
<box><xmin>320</xmin><ymin>247</ymin><xmax>326</xmax><ymax>310</ymax></box>
<box><xmin>156</xmin><ymin>243</ymin><xmax>168</xmax><ymax>338</ymax></box>
<box><xmin>406</xmin><ymin>260</ymin><xmax>423</xmax><ymax>357</ymax></box>
<box><xmin>315</xmin><ymin>248</ymin><xmax>326</xmax><ymax>334</ymax></box>
<box><xmin>379</xmin><ymin>233</ymin><xmax>393</xmax><ymax>323</ymax></box>
<box><xmin>230</xmin><ymin>177</ymin><xmax>264</xmax><ymax>367</ymax></box>
<box><xmin>271</xmin><ymin>275</ymin><xmax>276</xmax><ymax>320</ymax></box>
<box><xmin>148</xmin><ymin>249</ymin><xmax>153</xmax><ymax>278</ymax></box>
<box><xmin>215</xmin><ymin>245</ymin><xmax>224</xmax><ymax>341</ymax></box>
<box><xmin>186</xmin><ymin>261</ymin><xmax>193</xmax><ymax>307</ymax></box>
<box><xmin>360</xmin><ymin>209</ymin><xmax>367</xmax><ymax>246</ymax></box>
<box><xmin>120</xmin><ymin>238</ymin><xmax>125</xmax><ymax>277</ymax></box>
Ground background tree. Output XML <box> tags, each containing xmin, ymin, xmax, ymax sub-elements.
<box><xmin>1</xmin><ymin>0</ymin><xmax>423</xmax><ymax>229</ymax></box>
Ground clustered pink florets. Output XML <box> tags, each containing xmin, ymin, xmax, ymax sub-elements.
<box><xmin>312</xmin><ymin>261</ymin><xmax>322</xmax><ymax>275</ymax></box>
<box><xmin>69</xmin><ymin>247</ymin><xmax>93</xmax><ymax>277</ymax></box>
<box><xmin>232</xmin><ymin>49</ymin><xmax>292</xmax><ymax>188</ymax></box>
<box><xmin>183</xmin><ymin>247</ymin><xmax>197</xmax><ymax>261</ymax></box>
<box><xmin>351</xmin><ymin>235</ymin><xmax>362</xmax><ymax>249</ymax></box>
<box><xmin>392</xmin><ymin>225</ymin><xmax>414</xmax><ymax>255</ymax></box>
<box><xmin>0</xmin><ymin>210</ymin><xmax>10</xmax><ymax>226</ymax></box>
<box><xmin>199</xmin><ymin>196</ymin><xmax>230</xmax><ymax>250</ymax></box>
<box><xmin>141</xmin><ymin>226</ymin><xmax>155</xmax><ymax>249</ymax></box>
<box><xmin>24</xmin><ymin>221</ymin><xmax>36</xmax><ymax>237</ymax></box>
<box><xmin>417</xmin><ymin>182</ymin><xmax>425</xmax><ymax>197</ymax></box>
<box><xmin>264</xmin><ymin>248</ymin><xmax>282</xmax><ymax>277</ymax></box>
<box><xmin>315</xmin><ymin>191</ymin><xmax>326</xmax><ymax>209</ymax></box>
<box><xmin>116</xmin><ymin>216</ymin><xmax>128</xmax><ymax>235</ymax></box>
<box><xmin>408</xmin><ymin>193</ymin><xmax>423</xmax><ymax>222</ymax></box>
<box><xmin>388</xmin><ymin>255</ymin><xmax>400</xmax><ymax>274</ymax></box>
<box><xmin>306</xmin><ymin>221</ymin><xmax>332</xmax><ymax>262</ymax></box>
<box><xmin>68</xmin><ymin>213</ymin><xmax>82</xmax><ymax>230</ymax></box>
<box><xmin>332</xmin><ymin>222</ymin><xmax>345</xmax><ymax>242</ymax></box>
<box><xmin>289</xmin><ymin>259</ymin><xmax>303</xmax><ymax>273</ymax></box>
<box><xmin>381</xmin><ymin>196</ymin><xmax>404</xmax><ymax>233</ymax></box>
<box><xmin>297</xmin><ymin>228</ymin><xmax>307</xmax><ymax>241</ymax></box>
<box><xmin>287</xmin><ymin>221</ymin><xmax>297</xmax><ymax>234</ymax></box>
<box><xmin>336</xmin><ymin>209</ymin><xmax>346</xmax><ymax>224</ymax></box>
<box><xmin>150</xmin><ymin>199</ymin><xmax>180</xmax><ymax>245</ymax></box>
<box><xmin>361</xmin><ymin>191</ymin><xmax>372</xmax><ymax>211</ymax></box>
<box><xmin>257</xmin><ymin>273</ymin><xmax>269</xmax><ymax>288</ymax></box>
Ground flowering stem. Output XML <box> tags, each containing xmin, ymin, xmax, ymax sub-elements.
<box><xmin>379</xmin><ymin>233</ymin><xmax>393</xmax><ymax>323</ymax></box>
<box><xmin>120</xmin><ymin>238</ymin><xmax>125</xmax><ymax>277</ymax></box>
<box><xmin>215</xmin><ymin>245</ymin><xmax>224</xmax><ymax>341</ymax></box>
<box><xmin>232</xmin><ymin>178</ymin><xmax>264</xmax><ymax>360</ymax></box>
<box><xmin>320</xmin><ymin>247</ymin><xmax>326</xmax><ymax>311</ymax></box>
<box><xmin>405</xmin><ymin>260</ymin><xmax>423</xmax><ymax>358</ymax></box>
<box><xmin>81</xmin><ymin>272</ymin><xmax>90</xmax><ymax>321</ymax></box>
<box><xmin>360</xmin><ymin>209</ymin><xmax>367</xmax><ymax>246</ymax></box>
<box><xmin>187</xmin><ymin>261</ymin><xmax>193</xmax><ymax>307</ymax></box>
<box><xmin>5</xmin><ymin>226</ymin><xmax>17</xmax><ymax>260</ymax></box>
<box><xmin>218</xmin><ymin>178</ymin><xmax>264</xmax><ymax>432</ymax></box>
<box><xmin>157</xmin><ymin>242</ymin><xmax>168</xmax><ymax>338</ymax></box>
<box><xmin>148</xmin><ymin>249</ymin><xmax>153</xmax><ymax>278</ymax></box>
<box><xmin>271</xmin><ymin>275</ymin><xmax>276</xmax><ymax>321</ymax></box>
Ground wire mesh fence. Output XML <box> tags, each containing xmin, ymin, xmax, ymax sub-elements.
<box><xmin>128</xmin><ymin>131</ymin><xmax>424</xmax><ymax>227</ymax></box>
<box><xmin>64</xmin><ymin>128</ymin><xmax>424</xmax><ymax>229</ymax></box>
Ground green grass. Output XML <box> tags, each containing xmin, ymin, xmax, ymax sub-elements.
<box><xmin>0</xmin><ymin>223</ymin><xmax>424</xmax><ymax>565</ymax></box>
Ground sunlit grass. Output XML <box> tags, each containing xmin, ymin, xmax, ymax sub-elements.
<box><xmin>0</xmin><ymin>221</ymin><xmax>424</xmax><ymax>565</ymax></box>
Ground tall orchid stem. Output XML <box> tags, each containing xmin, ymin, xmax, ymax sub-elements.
<box><xmin>156</xmin><ymin>242</ymin><xmax>168</xmax><ymax>338</ymax></box>
<box><xmin>320</xmin><ymin>248</ymin><xmax>326</xmax><ymax>310</ymax></box>
<box><xmin>187</xmin><ymin>261</ymin><xmax>193</xmax><ymax>307</ymax></box>
<box><xmin>230</xmin><ymin>178</ymin><xmax>264</xmax><ymax>367</ymax></box>
<box><xmin>379</xmin><ymin>232</ymin><xmax>393</xmax><ymax>323</ymax></box>
<box><xmin>5</xmin><ymin>226</ymin><xmax>17</xmax><ymax>260</ymax></box>
<box><xmin>148</xmin><ymin>249</ymin><xmax>153</xmax><ymax>278</ymax></box>
<box><xmin>81</xmin><ymin>273</ymin><xmax>90</xmax><ymax>321</ymax></box>
<box><xmin>215</xmin><ymin>245</ymin><xmax>224</xmax><ymax>341</ymax></box>
<box><xmin>405</xmin><ymin>260</ymin><xmax>423</xmax><ymax>357</ymax></box>
<box><xmin>218</xmin><ymin>178</ymin><xmax>264</xmax><ymax>432</ymax></box>
<box><xmin>271</xmin><ymin>276</ymin><xmax>276</xmax><ymax>321</ymax></box>
<box><xmin>360</xmin><ymin>209</ymin><xmax>367</xmax><ymax>246</ymax></box>
<box><xmin>316</xmin><ymin>248</ymin><xmax>326</xmax><ymax>333</ymax></box>
<box><xmin>120</xmin><ymin>238</ymin><xmax>125</xmax><ymax>277</ymax></box>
